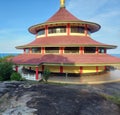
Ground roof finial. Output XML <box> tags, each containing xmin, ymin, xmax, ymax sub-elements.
<box><xmin>60</xmin><ymin>0</ymin><xmax>65</xmax><ymax>8</ymax></box>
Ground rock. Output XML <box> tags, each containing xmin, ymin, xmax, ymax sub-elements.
<box><xmin>0</xmin><ymin>82</ymin><xmax>120</xmax><ymax>115</ymax></box>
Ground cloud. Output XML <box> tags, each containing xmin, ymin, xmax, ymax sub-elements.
<box><xmin>67</xmin><ymin>0</ymin><xmax>120</xmax><ymax>54</ymax></box>
<box><xmin>0</xmin><ymin>28</ymin><xmax>34</xmax><ymax>53</ymax></box>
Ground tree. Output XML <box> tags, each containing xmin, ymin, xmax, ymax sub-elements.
<box><xmin>42</xmin><ymin>68</ymin><xmax>50</xmax><ymax>83</ymax></box>
<box><xmin>0</xmin><ymin>61</ymin><xmax>13</xmax><ymax>81</ymax></box>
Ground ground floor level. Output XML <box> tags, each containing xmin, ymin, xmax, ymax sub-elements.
<box><xmin>14</xmin><ymin>65</ymin><xmax>109</xmax><ymax>81</ymax></box>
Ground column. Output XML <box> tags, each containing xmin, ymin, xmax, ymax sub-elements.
<box><xmin>15</xmin><ymin>66</ymin><xmax>18</xmax><ymax>72</ymax></box>
<box><xmin>96</xmin><ymin>66</ymin><xmax>99</xmax><ymax>73</ymax></box>
<box><xmin>45</xmin><ymin>25</ymin><xmax>48</xmax><ymax>37</ymax></box>
<box><xmin>36</xmin><ymin>66</ymin><xmax>39</xmax><ymax>80</ymax></box>
<box><xmin>104</xmin><ymin>48</ymin><xmax>107</xmax><ymax>54</ymax></box>
<box><xmin>84</xmin><ymin>24</ymin><xmax>88</xmax><ymax>36</ymax></box>
<box><xmin>80</xmin><ymin>66</ymin><xmax>83</xmax><ymax>74</ymax></box>
<box><xmin>96</xmin><ymin>47</ymin><xmax>99</xmax><ymax>54</ymax></box>
<box><xmin>60</xmin><ymin>66</ymin><xmax>63</xmax><ymax>73</ymax></box>
<box><xmin>67</xmin><ymin>23</ymin><xmax>70</xmax><ymax>36</ymax></box>
<box><xmin>41</xmin><ymin>47</ymin><xmax>45</xmax><ymax>55</ymax></box>
<box><xmin>80</xmin><ymin>47</ymin><xmax>84</xmax><ymax>54</ymax></box>
<box><xmin>60</xmin><ymin>47</ymin><xmax>64</xmax><ymax>54</ymax></box>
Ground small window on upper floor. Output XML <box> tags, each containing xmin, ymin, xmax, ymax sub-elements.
<box><xmin>71</xmin><ymin>26</ymin><xmax>84</xmax><ymax>33</ymax></box>
<box><xmin>32</xmin><ymin>47</ymin><xmax>41</xmax><ymax>53</ymax></box>
<box><xmin>98</xmin><ymin>48</ymin><xmax>105</xmax><ymax>53</ymax></box>
<box><xmin>25</xmin><ymin>48</ymin><xmax>30</xmax><ymax>53</ymax></box>
<box><xmin>48</xmin><ymin>26</ymin><xmax>66</xmax><ymax>34</ymax></box>
<box><xmin>84</xmin><ymin>47</ymin><xmax>96</xmax><ymax>53</ymax></box>
<box><xmin>64</xmin><ymin>47</ymin><xmax>79</xmax><ymax>54</ymax></box>
<box><xmin>37</xmin><ymin>29</ymin><xmax>45</xmax><ymax>35</ymax></box>
<box><xmin>45</xmin><ymin>47</ymin><xmax>59</xmax><ymax>53</ymax></box>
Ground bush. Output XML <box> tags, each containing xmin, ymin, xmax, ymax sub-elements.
<box><xmin>0</xmin><ymin>62</ymin><xmax>13</xmax><ymax>81</ymax></box>
<box><xmin>43</xmin><ymin>68</ymin><xmax>50</xmax><ymax>82</ymax></box>
<box><xmin>10</xmin><ymin>72</ymin><xmax>22</xmax><ymax>81</ymax></box>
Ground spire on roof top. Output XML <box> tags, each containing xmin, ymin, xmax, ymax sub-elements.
<box><xmin>60</xmin><ymin>0</ymin><xmax>65</xmax><ymax>8</ymax></box>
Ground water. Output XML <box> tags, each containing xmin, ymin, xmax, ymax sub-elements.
<box><xmin>0</xmin><ymin>53</ymin><xmax>20</xmax><ymax>58</ymax></box>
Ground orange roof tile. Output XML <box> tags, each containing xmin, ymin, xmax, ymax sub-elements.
<box><xmin>16</xmin><ymin>36</ymin><xmax>116</xmax><ymax>49</ymax></box>
<box><xmin>46</xmin><ymin>7</ymin><xmax>80</xmax><ymax>22</ymax></box>
<box><xmin>13</xmin><ymin>54</ymin><xmax>120</xmax><ymax>66</ymax></box>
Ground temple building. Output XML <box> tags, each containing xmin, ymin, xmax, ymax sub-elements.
<box><xmin>13</xmin><ymin>0</ymin><xmax>120</xmax><ymax>80</ymax></box>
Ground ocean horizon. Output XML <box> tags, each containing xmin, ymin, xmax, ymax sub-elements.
<box><xmin>0</xmin><ymin>53</ymin><xmax>120</xmax><ymax>58</ymax></box>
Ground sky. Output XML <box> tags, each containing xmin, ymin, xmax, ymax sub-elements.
<box><xmin>0</xmin><ymin>0</ymin><xmax>120</xmax><ymax>54</ymax></box>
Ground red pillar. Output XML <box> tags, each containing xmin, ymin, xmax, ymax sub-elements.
<box><xmin>84</xmin><ymin>24</ymin><xmax>88</xmax><ymax>36</ymax></box>
<box><xmin>80</xmin><ymin>66</ymin><xmax>83</xmax><ymax>74</ymax></box>
<box><xmin>36</xmin><ymin>67</ymin><xmax>39</xmax><ymax>80</ymax></box>
<box><xmin>104</xmin><ymin>48</ymin><xmax>107</xmax><ymax>54</ymax></box>
<box><xmin>60</xmin><ymin>66</ymin><xmax>63</xmax><ymax>73</ymax></box>
<box><xmin>80</xmin><ymin>47</ymin><xmax>84</xmax><ymax>54</ymax></box>
<box><xmin>96</xmin><ymin>66</ymin><xmax>99</xmax><ymax>73</ymax></box>
<box><xmin>67</xmin><ymin>23</ymin><xmax>70</xmax><ymax>36</ymax></box>
<box><xmin>60</xmin><ymin>47</ymin><xmax>64</xmax><ymax>54</ymax></box>
<box><xmin>96</xmin><ymin>47</ymin><xmax>99</xmax><ymax>54</ymax></box>
<box><xmin>42</xmin><ymin>47</ymin><xmax>45</xmax><ymax>55</ymax></box>
<box><xmin>45</xmin><ymin>25</ymin><xmax>48</xmax><ymax>37</ymax></box>
<box><xmin>15</xmin><ymin>66</ymin><xmax>18</xmax><ymax>72</ymax></box>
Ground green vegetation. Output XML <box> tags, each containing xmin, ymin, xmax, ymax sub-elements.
<box><xmin>102</xmin><ymin>94</ymin><xmax>120</xmax><ymax>106</ymax></box>
<box><xmin>42</xmin><ymin>68</ymin><xmax>51</xmax><ymax>83</ymax></box>
<box><xmin>0</xmin><ymin>61</ymin><xmax>13</xmax><ymax>81</ymax></box>
<box><xmin>0</xmin><ymin>56</ymin><xmax>24</xmax><ymax>81</ymax></box>
<box><xmin>10</xmin><ymin>72</ymin><xmax>22</xmax><ymax>81</ymax></box>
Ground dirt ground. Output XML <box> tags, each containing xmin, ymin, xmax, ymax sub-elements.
<box><xmin>0</xmin><ymin>81</ymin><xmax>120</xmax><ymax>115</ymax></box>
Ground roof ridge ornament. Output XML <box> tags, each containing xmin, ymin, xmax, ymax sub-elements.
<box><xmin>60</xmin><ymin>0</ymin><xmax>65</xmax><ymax>8</ymax></box>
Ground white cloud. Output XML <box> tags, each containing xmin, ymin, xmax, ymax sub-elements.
<box><xmin>66</xmin><ymin>0</ymin><xmax>120</xmax><ymax>54</ymax></box>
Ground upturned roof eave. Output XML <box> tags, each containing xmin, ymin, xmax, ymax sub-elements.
<box><xmin>15</xmin><ymin>44</ymin><xmax>117</xmax><ymax>49</ymax></box>
<box><xmin>28</xmin><ymin>20</ymin><xmax>101</xmax><ymax>34</ymax></box>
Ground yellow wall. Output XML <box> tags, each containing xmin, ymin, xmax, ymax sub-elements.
<box><xmin>45</xmin><ymin>66</ymin><xmax>60</xmax><ymax>73</ymax></box>
<box><xmin>83</xmin><ymin>66</ymin><xmax>96</xmax><ymax>73</ymax></box>
<box><xmin>63</xmin><ymin>66</ymin><xmax>80</xmax><ymax>73</ymax></box>
<box><xmin>98</xmin><ymin>66</ymin><xmax>105</xmax><ymax>72</ymax></box>
<box><xmin>26</xmin><ymin>65</ymin><xmax>105</xmax><ymax>74</ymax></box>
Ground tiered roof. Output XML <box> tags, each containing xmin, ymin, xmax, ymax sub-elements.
<box><xmin>13</xmin><ymin>54</ymin><xmax>120</xmax><ymax>66</ymax></box>
<box><xmin>16</xmin><ymin>36</ymin><xmax>116</xmax><ymax>49</ymax></box>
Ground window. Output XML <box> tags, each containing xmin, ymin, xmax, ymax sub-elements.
<box><xmin>32</xmin><ymin>48</ymin><xmax>41</xmax><ymax>53</ymax></box>
<box><xmin>48</xmin><ymin>26</ymin><xmax>66</xmax><ymax>34</ymax></box>
<box><xmin>98</xmin><ymin>48</ymin><xmax>105</xmax><ymax>53</ymax></box>
<box><xmin>84</xmin><ymin>47</ymin><xmax>96</xmax><ymax>53</ymax></box>
<box><xmin>37</xmin><ymin>29</ymin><xmax>45</xmax><ymax>35</ymax></box>
<box><xmin>25</xmin><ymin>48</ymin><xmax>30</xmax><ymax>53</ymax></box>
<box><xmin>64</xmin><ymin>47</ymin><xmax>79</xmax><ymax>53</ymax></box>
<box><xmin>45</xmin><ymin>47</ymin><xmax>59</xmax><ymax>53</ymax></box>
<box><xmin>71</xmin><ymin>26</ymin><xmax>84</xmax><ymax>33</ymax></box>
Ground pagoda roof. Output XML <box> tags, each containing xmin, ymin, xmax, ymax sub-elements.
<box><xmin>46</xmin><ymin>7</ymin><xmax>80</xmax><ymax>22</ymax></box>
<box><xmin>16</xmin><ymin>36</ymin><xmax>116</xmax><ymax>49</ymax></box>
<box><xmin>13</xmin><ymin>54</ymin><xmax>120</xmax><ymax>66</ymax></box>
<box><xmin>29</xmin><ymin>7</ymin><xmax>100</xmax><ymax>34</ymax></box>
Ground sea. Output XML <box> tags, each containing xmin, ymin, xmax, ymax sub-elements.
<box><xmin>0</xmin><ymin>53</ymin><xmax>21</xmax><ymax>58</ymax></box>
<box><xmin>0</xmin><ymin>53</ymin><xmax>120</xmax><ymax>58</ymax></box>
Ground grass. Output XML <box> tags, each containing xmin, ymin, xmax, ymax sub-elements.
<box><xmin>102</xmin><ymin>94</ymin><xmax>120</xmax><ymax>106</ymax></box>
